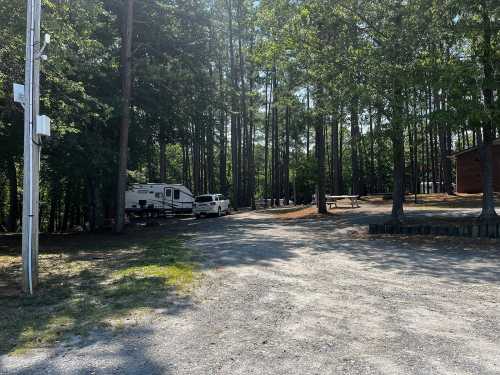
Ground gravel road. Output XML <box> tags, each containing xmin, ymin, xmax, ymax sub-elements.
<box><xmin>2</xmin><ymin>208</ymin><xmax>500</xmax><ymax>374</ymax></box>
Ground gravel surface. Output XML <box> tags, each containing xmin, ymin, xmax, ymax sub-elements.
<box><xmin>2</xmin><ymin>208</ymin><xmax>500</xmax><ymax>374</ymax></box>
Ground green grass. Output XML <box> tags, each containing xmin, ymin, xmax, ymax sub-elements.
<box><xmin>0</xmin><ymin>237</ymin><xmax>199</xmax><ymax>355</ymax></box>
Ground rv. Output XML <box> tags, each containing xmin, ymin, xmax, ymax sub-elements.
<box><xmin>125</xmin><ymin>183</ymin><xmax>194</xmax><ymax>215</ymax></box>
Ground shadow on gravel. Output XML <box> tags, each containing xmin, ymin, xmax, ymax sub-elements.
<box><xmin>2</xmin><ymin>208</ymin><xmax>499</xmax><ymax>372</ymax></box>
<box><xmin>191</xmin><ymin>211</ymin><xmax>500</xmax><ymax>285</ymax></box>
<box><xmin>302</xmin><ymin>217</ymin><xmax>499</xmax><ymax>285</ymax></box>
<box><xmin>188</xmin><ymin>216</ymin><xmax>302</xmax><ymax>268</ymax></box>
<box><xmin>9</xmin><ymin>327</ymin><xmax>170</xmax><ymax>375</ymax></box>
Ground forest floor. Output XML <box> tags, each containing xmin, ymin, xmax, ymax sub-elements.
<box><xmin>1</xmin><ymin>197</ymin><xmax>500</xmax><ymax>374</ymax></box>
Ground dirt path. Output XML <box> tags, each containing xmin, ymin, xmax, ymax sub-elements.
<box><xmin>2</xmin><ymin>209</ymin><xmax>500</xmax><ymax>374</ymax></box>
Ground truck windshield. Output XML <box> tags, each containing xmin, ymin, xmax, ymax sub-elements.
<box><xmin>195</xmin><ymin>196</ymin><xmax>213</xmax><ymax>203</ymax></box>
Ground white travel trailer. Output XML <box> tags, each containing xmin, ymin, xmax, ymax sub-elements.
<box><xmin>125</xmin><ymin>183</ymin><xmax>194</xmax><ymax>215</ymax></box>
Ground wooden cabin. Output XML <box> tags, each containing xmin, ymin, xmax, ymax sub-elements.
<box><xmin>451</xmin><ymin>139</ymin><xmax>500</xmax><ymax>194</ymax></box>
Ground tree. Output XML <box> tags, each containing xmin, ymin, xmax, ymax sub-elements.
<box><xmin>115</xmin><ymin>0</ymin><xmax>134</xmax><ymax>233</ymax></box>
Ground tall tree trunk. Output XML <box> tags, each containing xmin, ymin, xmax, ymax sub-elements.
<box><xmin>350</xmin><ymin>96</ymin><xmax>360</xmax><ymax>195</ymax></box>
<box><xmin>192</xmin><ymin>122</ymin><xmax>200</xmax><ymax>195</ymax></box>
<box><xmin>271</xmin><ymin>64</ymin><xmax>279</xmax><ymax>207</ymax></box>
<box><xmin>115</xmin><ymin>0</ymin><xmax>134</xmax><ymax>233</ymax></box>
<box><xmin>369</xmin><ymin>105</ymin><xmax>376</xmax><ymax>194</ymax></box>
<box><xmin>429</xmin><ymin>87</ymin><xmax>437</xmax><ymax>193</ymax></box>
<box><xmin>479</xmin><ymin>0</ymin><xmax>497</xmax><ymax>218</ymax></box>
<box><xmin>237</xmin><ymin>1</ymin><xmax>248</xmax><ymax>205</ymax></box>
<box><xmin>375</xmin><ymin>104</ymin><xmax>384</xmax><ymax>192</ymax></box>
<box><xmin>284</xmin><ymin>105</ymin><xmax>290</xmax><ymax>205</ymax></box>
<box><xmin>306</xmin><ymin>87</ymin><xmax>310</xmax><ymax>157</ymax></box>
<box><xmin>217</xmin><ymin>56</ymin><xmax>227</xmax><ymax>195</ymax></box>
<box><xmin>248</xmin><ymin>41</ymin><xmax>256</xmax><ymax>210</ymax></box>
<box><xmin>339</xmin><ymin>118</ymin><xmax>344</xmax><ymax>194</ymax></box>
<box><xmin>61</xmin><ymin>183</ymin><xmax>71</xmax><ymax>232</ymax></box>
<box><xmin>227</xmin><ymin>0</ymin><xmax>239</xmax><ymax>209</ymax></box>
<box><xmin>391</xmin><ymin>79</ymin><xmax>405</xmax><ymax>221</ymax></box>
<box><xmin>438</xmin><ymin>92</ymin><xmax>453</xmax><ymax>194</ymax></box>
<box><xmin>332</xmin><ymin>114</ymin><xmax>341</xmax><ymax>195</ymax></box>
<box><xmin>207</xmin><ymin>86</ymin><xmax>215</xmax><ymax>194</ymax></box>
<box><xmin>264</xmin><ymin>71</ymin><xmax>270</xmax><ymax>206</ymax></box>
<box><xmin>316</xmin><ymin>115</ymin><xmax>327</xmax><ymax>214</ymax></box>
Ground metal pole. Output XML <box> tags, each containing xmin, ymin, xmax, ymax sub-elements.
<box><xmin>22</xmin><ymin>0</ymin><xmax>41</xmax><ymax>295</ymax></box>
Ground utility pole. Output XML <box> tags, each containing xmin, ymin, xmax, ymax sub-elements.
<box><xmin>21</xmin><ymin>0</ymin><xmax>50</xmax><ymax>295</ymax></box>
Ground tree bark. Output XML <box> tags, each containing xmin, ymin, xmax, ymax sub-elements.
<box><xmin>306</xmin><ymin>87</ymin><xmax>310</xmax><ymax>158</ymax></box>
<box><xmin>227</xmin><ymin>0</ymin><xmax>239</xmax><ymax>209</ymax></box>
<box><xmin>369</xmin><ymin>105</ymin><xmax>376</xmax><ymax>194</ymax></box>
<box><xmin>264</xmin><ymin>71</ymin><xmax>270</xmax><ymax>206</ymax></box>
<box><xmin>332</xmin><ymin>114</ymin><xmax>341</xmax><ymax>195</ymax></box>
<box><xmin>217</xmin><ymin>56</ymin><xmax>227</xmax><ymax>195</ymax></box>
<box><xmin>478</xmin><ymin>0</ymin><xmax>497</xmax><ymax>219</ymax></box>
<box><xmin>391</xmin><ymin>79</ymin><xmax>405</xmax><ymax>221</ymax></box>
<box><xmin>284</xmin><ymin>105</ymin><xmax>290</xmax><ymax>205</ymax></box>
<box><xmin>271</xmin><ymin>64</ymin><xmax>279</xmax><ymax>207</ymax></box>
<box><xmin>316</xmin><ymin>115</ymin><xmax>327</xmax><ymax>214</ymax></box>
<box><xmin>350</xmin><ymin>96</ymin><xmax>360</xmax><ymax>195</ymax></box>
<box><xmin>115</xmin><ymin>0</ymin><xmax>134</xmax><ymax>233</ymax></box>
<box><xmin>237</xmin><ymin>0</ymin><xmax>247</xmax><ymax>205</ymax></box>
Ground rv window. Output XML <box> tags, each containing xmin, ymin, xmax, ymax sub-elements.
<box><xmin>165</xmin><ymin>189</ymin><xmax>172</xmax><ymax>197</ymax></box>
<box><xmin>174</xmin><ymin>189</ymin><xmax>180</xmax><ymax>200</ymax></box>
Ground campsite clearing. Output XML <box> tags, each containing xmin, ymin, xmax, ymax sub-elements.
<box><xmin>1</xmin><ymin>197</ymin><xmax>499</xmax><ymax>374</ymax></box>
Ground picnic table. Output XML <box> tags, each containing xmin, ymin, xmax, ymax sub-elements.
<box><xmin>325</xmin><ymin>195</ymin><xmax>360</xmax><ymax>208</ymax></box>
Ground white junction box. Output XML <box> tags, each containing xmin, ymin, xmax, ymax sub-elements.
<box><xmin>36</xmin><ymin>115</ymin><xmax>51</xmax><ymax>137</ymax></box>
<box><xmin>13</xmin><ymin>83</ymin><xmax>25</xmax><ymax>105</ymax></box>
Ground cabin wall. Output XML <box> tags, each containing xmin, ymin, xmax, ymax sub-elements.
<box><xmin>456</xmin><ymin>145</ymin><xmax>500</xmax><ymax>193</ymax></box>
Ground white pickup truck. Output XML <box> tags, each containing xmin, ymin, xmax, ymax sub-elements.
<box><xmin>193</xmin><ymin>194</ymin><xmax>230</xmax><ymax>218</ymax></box>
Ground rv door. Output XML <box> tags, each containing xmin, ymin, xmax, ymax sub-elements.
<box><xmin>173</xmin><ymin>189</ymin><xmax>181</xmax><ymax>210</ymax></box>
<box><xmin>165</xmin><ymin>188</ymin><xmax>173</xmax><ymax>209</ymax></box>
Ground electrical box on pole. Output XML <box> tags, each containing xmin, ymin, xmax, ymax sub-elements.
<box><xmin>36</xmin><ymin>115</ymin><xmax>51</xmax><ymax>137</ymax></box>
<box><xmin>13</xmin><ymin>83</ymin><xmax>26</xmax><ymax>106</ymax></box>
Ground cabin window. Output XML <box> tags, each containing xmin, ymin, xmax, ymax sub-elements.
<box><xmin>174</xmin><ymin>189</ymin><xmax>180</xmax><ymax>200</ymax></box>
<box><xmin>165</xmin><ymin>189</ymin><xmax>172</xmax><ymax>197</ymax></box>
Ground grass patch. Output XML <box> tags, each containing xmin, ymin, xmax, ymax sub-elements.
<box><xmin>0</xmin><ymin>236</ymin><xmax>199</xmax><ymax>355</ymax></box>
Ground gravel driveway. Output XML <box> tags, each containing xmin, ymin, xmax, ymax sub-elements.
<box><xmin>2</xmin><ymin>209</ymin><xmax>500</xmax><ymax>374</ymax></box>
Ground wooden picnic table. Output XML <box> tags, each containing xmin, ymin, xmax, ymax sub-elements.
<box><xmin>325</xmin><ymin>195</ymin><xmax>360</xmax><ymax>208</ymax></box>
